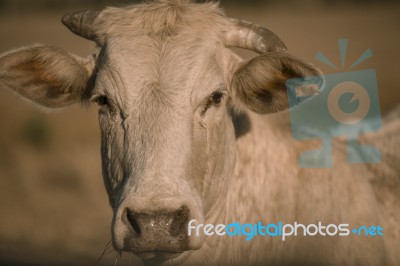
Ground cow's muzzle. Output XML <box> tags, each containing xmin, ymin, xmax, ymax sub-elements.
<box><xmin>124</xmin><ymin>206</ymin><xmax>189</xmax><ymax>253</ymax></box>
<box><xmin>112</xmin><ymin>195</ymin><xmax>204</xmax><ymax>260</ymax></box>
<box><xmin>112</xmin><ymin>198</ymin><xmax>203</xmax><ymax>259</ymax></box>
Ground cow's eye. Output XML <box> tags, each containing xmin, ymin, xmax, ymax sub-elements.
<box><xmin>199</xmin><ymin>90</ymin><xmax>227</xmax><ymax>117</ymax></box>
<box><xmin>94</xmin><ymin>95</ymin><xmax>108</xmax><ymax>106</ymax></box>
<box><xmin>210</xmin><ymin>91</ymin><xmax>224</xmax><ymax>104</ymax></box>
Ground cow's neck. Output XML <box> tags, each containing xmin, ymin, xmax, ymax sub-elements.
<box><xmin>226</xmin><ymin>111</ymin><xmax>298</xmax><ymax>223</ymax></box>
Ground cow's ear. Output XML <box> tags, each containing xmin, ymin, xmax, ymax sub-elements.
<box><xmin>0</xmin><ymin>44</ymin><xmax>94</xmax><ymax>108</ymax></box>
<box><xmin>230</xmin><ymin>52</ymin><xmax>321</xmax><ymax>114</ymax></box>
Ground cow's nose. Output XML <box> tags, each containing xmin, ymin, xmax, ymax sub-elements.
<box><xmin>122</xmin><ymin>205</ymin><xmax>190</xmax><ymax>254</ymax></box>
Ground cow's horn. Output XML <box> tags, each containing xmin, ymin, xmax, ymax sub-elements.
<box><xmin>224</xmin><ymin>19</ymin><xmax>287</xmax><ymax>54</ymax></box>
<box><xmin>62</xmin><ymin>11</ymin><xmax>101</xmax><ymax>43</ymax></box>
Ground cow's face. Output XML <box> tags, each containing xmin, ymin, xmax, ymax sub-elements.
<box><xmin>0</xmin><ymin>0</ymin><xmax>320</xmax><ymax>262</ymax></box>
<box><xmin>94</xmin><ymin>33</ymin><xmax>238</xmax><ymax>257</ymax></box>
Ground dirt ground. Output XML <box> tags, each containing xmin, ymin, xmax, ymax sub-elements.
<box><xmin>0</xmin><ymin>1</ymin><xmax>399</xmax><ymax>265</ymax></box>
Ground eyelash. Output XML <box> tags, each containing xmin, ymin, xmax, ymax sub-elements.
<box><xmin>210</xmin><ymin>91</ymin><xmax>224</xmax><ymax>104</ymax></box>
<box><xmin>94</xmin><ymin>95</ymin><xmax>108</xmax><ymax>107</ymax></box>
<box><xmin>200</xmin><ymin>91</ymin><xmax>226</xmax><ymax>117</ymax></box>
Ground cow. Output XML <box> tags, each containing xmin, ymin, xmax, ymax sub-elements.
<box><xmin>0</xmin><ymin>0</ymin><xmax>399</xmax><ymax>265</ymax></box>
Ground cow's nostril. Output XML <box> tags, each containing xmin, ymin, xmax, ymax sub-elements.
<box><xmin>126</xmin><ymin>209</ymin><xmax>141</xmax><ymax>236</ymax></box>
<box><xmin>170</xmin><ymin>206</ymin><xmax>190</xmax><ymax>237</ymax></box>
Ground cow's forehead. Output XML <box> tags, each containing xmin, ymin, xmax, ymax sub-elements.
<box><xmin>95</xmin><ymin>34</ymin><xmax>226</xmax><ymax>115</ymax></box>
<box><xmin>91</xmin><ymin>1</ymin><xmax>231</xmax><ymax>113</ymax></box>
<box><xmin>95</xmin><ymin>1</ymin><xmax>227</xmax><ymax>40</ymax></box>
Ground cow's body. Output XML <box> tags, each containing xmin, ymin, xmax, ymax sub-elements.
<box><xmin>189</xmin><ymin>108</ymin><xmax>400</xmax><ymax>266</ymax></box>
<box><xmin>0</xmin><ymin>0</ymin><xmax>399</xmax><ymax>265</ymax></box>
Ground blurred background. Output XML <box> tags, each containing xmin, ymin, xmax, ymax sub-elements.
<box><xmin>0</xmin><ymin>0</ymin><xmax>399</xmax><ymax>265</ymax></box>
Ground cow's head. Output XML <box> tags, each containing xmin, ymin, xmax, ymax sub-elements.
<box><xmin>0</xmin><ymin>0</ymin><xmax>320</xmax><ymax>262</ymax></box>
